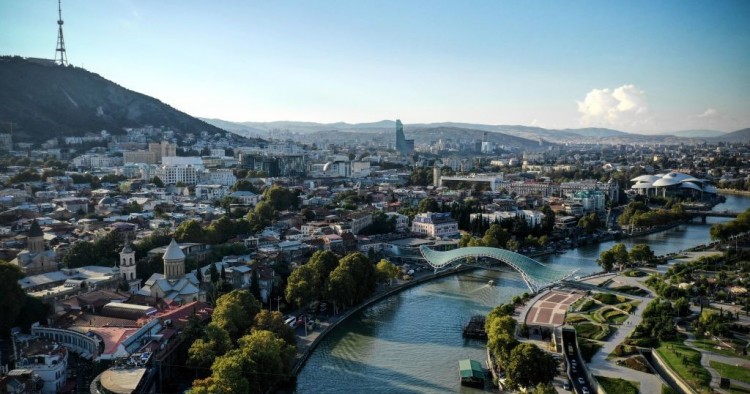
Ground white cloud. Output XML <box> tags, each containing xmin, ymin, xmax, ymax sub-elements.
<box><xmin>697</xmin><ymin>108</ymin><xmax>718</xmax><ymax>118</ymax></box>
<box><xmin>577</xmin><ymin>84</ymin><xmax>649</xmax><ymax>129</ymax></box>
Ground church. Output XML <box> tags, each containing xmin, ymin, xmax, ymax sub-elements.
<box><xmin>137</xmin><ymin>239</ymin><xmax>204</xmax><ymax>303</ymax></box>
<box><xmin>11</xmin><ymin>220</ymin><xmax>59</xmax><ymax>275</ymax></box>
<box><xmin>115</xmin><ymin>241</ymin><xmax>141</xmax><ymax>293</ymax></box>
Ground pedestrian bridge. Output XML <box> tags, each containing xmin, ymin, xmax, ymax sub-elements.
<box><xmin>419</xmin><ymin>246</ymin><xmax>578</xmax><ymax>293</ymax></box>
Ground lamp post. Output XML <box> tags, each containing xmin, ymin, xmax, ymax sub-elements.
<box><xmin>276</xmin><ymin>296</ymin><xmax>282</xmax><ymax>312</ymax></box>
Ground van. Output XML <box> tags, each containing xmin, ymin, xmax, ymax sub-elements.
<box><xmin>284</xmin><ymin>316</ymin><xmax>296</xmax><ymax>327</ymax></box>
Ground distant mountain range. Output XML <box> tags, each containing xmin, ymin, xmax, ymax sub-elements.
<box><xmin>201</xmin><ymin>118</ymin><xmax>749</xmax><ymax>145</ymax></box>
<box><xmin>0</xmin><ymin>56</ymin><xmax>744</xmax><ymax>147</ymax></box>
<box><xmin>0</xmin><ymin>56</ymin><xmax>227</xmax><ymax>143</ymax></box>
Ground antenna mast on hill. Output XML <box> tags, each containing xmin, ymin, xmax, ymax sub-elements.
<box><xmin>55</xmin><ymin>0</ymin><xmax>68</xmax><ymax>66</ymax></box>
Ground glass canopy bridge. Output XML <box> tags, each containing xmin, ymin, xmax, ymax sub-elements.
<box><xmin>419</xmin><ymin>246</ymin><xmax>578</xmax><ymax>294</ymax></box>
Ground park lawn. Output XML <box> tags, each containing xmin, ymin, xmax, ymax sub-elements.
<box><xmin>611</xmin><ymin>284</ymin><xmax>649</xmax><ymax>297</ymax></box>
<box><xmin>655</xmin><ymin>341</ymin><xmax>711</xmax><ymax>390</ymax></box>
<box><xmin>710</xmin><ymin>360</ymin><xmax>750</xmax><ymax>384</ymax></box>
<box><xmin>574</xmin><ymin>322</ymin><xmax>600</xmax><ymax>338</ymax></box>
<box><xmin>693</xmin><ymin>339</ymin><xmax>750</xmax><ymax>361</ymax></box>
<box><xmin>604</xmin><ymin>309</ymin><xmax>629</xmax><ymax>324</ymax></box>
<box><xmin>566</xmin><ymin>314</ymin><xmax>589</xmax><ymax>324</ymax></box>
<box><xmin>575</xmin><ymin>322</ymin><xmax>611</xmax><ymax>341</ymax></box>
<box><xmin>595</xmin><ymin>376</ymin><xmax>639</xmax><ymax>394</ymax></box>
<box><xmin>620</xmin><ymin>301</ymin><xmax>640</xmax><ymax>314</ymax></box>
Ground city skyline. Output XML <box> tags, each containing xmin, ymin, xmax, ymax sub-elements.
<box><xmin>2</xmin><ymin>1</ymin><xmax>749</xmax><ymax>133</ymax></box>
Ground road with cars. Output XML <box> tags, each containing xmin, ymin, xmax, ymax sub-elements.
<box><xmin>562</xmin><ymin>328</ymin><xmax>593</xmax><ymax>394</ymax></box>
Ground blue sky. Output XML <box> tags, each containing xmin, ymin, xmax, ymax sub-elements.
<box><xmin>2</xmin><ymin>0</ymin><xmax>749</xmax><ymax>133</ymax></box>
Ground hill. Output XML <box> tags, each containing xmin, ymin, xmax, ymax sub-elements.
<box><xmin>709</xmin><ymin>128</ymin><xmax>750</xmax><ymax>143</ymax></box>
<box><xmin>0</xmin><ymin>56</ymin><xmax>227</xmax><ymax>143</ymax></box>
<box><xmin>670</xmin><ymin>129</ymin><xmax>727</xmax><ymax>138</ymax></box>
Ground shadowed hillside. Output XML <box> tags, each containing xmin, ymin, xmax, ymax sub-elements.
<box><xmin>0</xmin><ymin>56</ymin><xmax>226</xmax><ymax>143</ymax></box>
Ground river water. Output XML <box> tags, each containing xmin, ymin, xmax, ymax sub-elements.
<box><xmin>296</xmin><ymin>195</ymin><xmax>750</xmax><ymax>393</ymax></box>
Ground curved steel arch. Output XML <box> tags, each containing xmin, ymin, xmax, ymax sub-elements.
<box><xmin>419</xmin><ymin>246</ymin><xmax>577</xmax><ymax>293</ymax></box>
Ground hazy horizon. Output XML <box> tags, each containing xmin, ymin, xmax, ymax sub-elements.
<box><xmin>2</xmin><ymin>1</ymin><xmax>749</xmax><ymax>133</ymax></box>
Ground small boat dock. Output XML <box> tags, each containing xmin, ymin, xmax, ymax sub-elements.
<box><xmin>462</xmin><ymin>315</ymin><xmax>487</xmax><ymax>339</ymax></box>
<box><xmin>459</xmin><ymin>359</ymin><xmax>486</xmax><ymax>387</ymax></box>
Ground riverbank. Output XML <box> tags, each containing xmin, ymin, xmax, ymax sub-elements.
<box><xmin>719</xmin><ymin>188</ymin><xmax>750</xmax><ymax>197</ymax></box>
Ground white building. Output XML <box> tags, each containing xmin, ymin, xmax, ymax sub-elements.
<box><xmin>195</xmin><ymin>184</ymin><xmax>231</xmax><ymax>201</ymax></box>
<box><xmin>206</xmin><ymin>169</ymin><xmax>237</xmax><ymax>186</ymax></box>
<box><xmin>411</xmin><ymin>212</ymin><xmax>459</xmax><ymax>238</ymax></box>
<box><xmin>156</xmin><ymin>165</ymin><xmax>198</xmax><ymax>185</ymax></box>
<box><xmin>12</xmin><ymin>335</ymin><xmax>68</xmax><ymax>394</ymax></box>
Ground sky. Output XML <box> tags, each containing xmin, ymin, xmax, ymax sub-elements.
<box><xmin>2</xmin><ymin>1</ymin><xmax>750</xmax><ymax>133</ymax></box>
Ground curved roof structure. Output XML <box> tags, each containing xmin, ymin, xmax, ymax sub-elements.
<box><xmin>419</xmin><ymin>246</ymin><xmax>577</xmax><ymax>293</ymax></box>
<box><xmin>630</xmin><ymin>172</ymin><xmax>716</xmax><ymax>195</ymax></box>
<box><xmin>631</xmin><ymin>175</ymin><xmax>660</xmax><ymax>183</ymax></box>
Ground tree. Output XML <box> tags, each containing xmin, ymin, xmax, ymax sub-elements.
<box><xmin>674</xmin><ymin>297</ymin><xmax>690</xmax><ymax>317</ymax></box>
<box><xmin>263</xmin><ymin>185</ymin><xmax>298</xmax><ymax>211</ymax></box>
<box><xmin>611</xmin><ymin>243</ymin><xmax>630</xmax><ymax>270</ymax></box>
<box><xmin>174</xmin><ymin>220</ymin><xmax>207</xmax><ymax>243</ymax></box>
<box><xmin>540</xmin><ymin>205</ymin><xmax>556</xmax><ymax>234</ymax></box>
<box><xmin>235</xmin><ymin>330</ymin><xmax>296</xmax><ymax>394</ymax></box>
<box><xmin>150</xmin><ymin>176</ymin><xmax>165</xmax><ymax>188</ymax></box>
<box><xmin>327</xmin><ymin>264</ymin><xmax>356</xmax><ymax>313</ymax></box>
<box><xmin>190</xmin><ymin>351</ymin><xmax>249</xmax><ymax>394</ymax></box>
<box><xmin>285</xmin><ymin>264</ymin><xmax>319</xmax><ymax>308</ymax></box>
<box><xmin>206</xmin><ymin>216</ymin><xmax>237</xmax><ymax>244</ymax></box>
<box><xmin>505</xmin><ymin>343</ymin><xmax>557</xmax><ymax>389</ymax></box>
<box><xmin>0</xmin><ymin>262</ymin><xmax>28</xmax><ymax>333</ymax></box>
<box><xmin>308</xmin><ymin>250</ymin><xmax>339</xmax><ymax>284</ymax></box>
<box><xmin>212</xmin><ymin>290</ymin><xmax>261</xmax><ymax>341</ymax></box>
<box><xmin>338</xmin><ymin>253</ymin><xmax>376</xmax><ymax>304</ymax></box>
<box><xmin>629</xmin><ymin>244</ymin><xmax>655</xmax><ymax>266</ymax></box>
<box><xmin>232</xmin><ymin>179</ymin><xmax>258</xmax><ymax>193</ymax></box>
<box><xmin>506</xmin><ymin>239</ymin><xmax>520</xmax><ymax>252</ymax></box>
<box><xmin>418</xmin><ymin>198</ymin><xmax>439</xmax><ymax>213</ymax></box>
<box><xmin>187</xmin><ymin>323</ymin><xmax>232</xmax><ymax>369</ymax></box>
<box><xmin>250</xmin><ymin>269</ymin><xmax>261</xmax><ymax>301</ymax></box>
<box><xmin>252</xmin><ymin>310</ymin><xmax>297</xmax><ymax>347</ymax></box>
<box><xmin>209</xmin><ymin>263</ymin><xmax>220</xmax><ymax>283</ymax></box>
<box><xmin>483</xmin><ymin>224</ymin><xmax>511</xmax><ymax>249</ymax></box>
<box><xmin>62</xmin><ymin>241</ymin><xmax>98</xmax><ymax>268</ymax></box>
<box><xmin>597</xmin><ymin>249</ymin><xmax>616</xmax><ymax>272</ymax></box>
<box><xmin>375</xmin><ymin>259</ymin><xmax>400</xmax><ymax>285</ymax></box>
<box><xmin>534</xmin><ymin>382</ymin><xmax>558</xmax><ymax>394</ymax></box>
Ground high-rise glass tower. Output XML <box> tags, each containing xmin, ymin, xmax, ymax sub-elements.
<box><xmin>395</xmin><ymin>119</ymin><xmax>413</xmax><ymax>155</ymax></box>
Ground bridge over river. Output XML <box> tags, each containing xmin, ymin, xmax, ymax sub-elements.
<box><xmin>419</xmin><ymin>246</ymin><xmax>578</xmax><ymax>293</ymax></box>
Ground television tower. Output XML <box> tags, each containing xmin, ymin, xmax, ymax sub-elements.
<box><xmin>55</xmin><ymin>0</ymin><xmax>68</xmax><ymax>66</ymax></box>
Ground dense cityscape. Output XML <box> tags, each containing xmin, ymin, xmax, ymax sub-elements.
<box><xmin>2</xmin><ymin>1</ymin><xmax>750</xmax><ymax>394</ymax></box>
<box><xmin>0</xmin><ymin>117</ymin><xmax>748</xmax><ymax>393</ymax></box>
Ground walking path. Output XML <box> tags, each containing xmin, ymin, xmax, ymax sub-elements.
<box><xmin>682</xmin><ymin>331</ymin><xmax>750</xmax><ymax>393</ymax></box>
<box><xmin>586</xmin><ymin>293</ymin><xmax>666</xmax><ymax>394</ymax></box>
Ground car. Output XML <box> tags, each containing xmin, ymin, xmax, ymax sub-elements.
<box><xmin>563</xmin><ymin>381</ymin><xmax>572</xmax><ymax>390</ymax></box>
<box><xmin>582</xmin><ymin>387</ymin><xmax>590</xmax><ymax>394</ymax></box>
<box><xmin>578</xmin><ymin>377</ymin><xmax>585</xmax><ymax>385</ymax></box>
<box><xmin>571</xmin><ymin>365</ymin><xmax>577</xmax><ymax>373</ymax></box>
<box><xmin>571</xmin><ymin>359</ymin><xmax>577</xmax><ymax>366</ymax></box>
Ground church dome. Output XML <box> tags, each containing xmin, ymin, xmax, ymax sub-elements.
<box><xmin>163</xmin><ymin>239</ymin><xmax>185</xmax><ymax>261</ymax></box>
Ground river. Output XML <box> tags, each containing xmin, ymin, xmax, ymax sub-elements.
<box><xmin>296</xmin><ymin>195</ymin><xmax>750</xmax><ymax>393</ymax></box>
